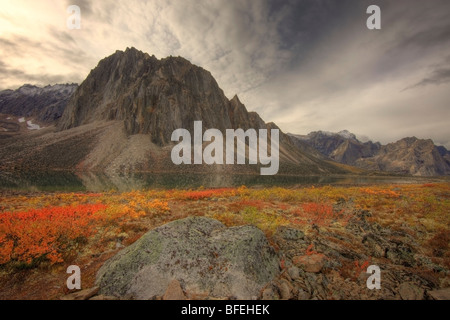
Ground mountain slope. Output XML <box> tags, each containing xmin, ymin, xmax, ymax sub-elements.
<box><xmin>356</xmin><ymin>137</ymin><xmax>450</xmax><ymax>176</ymax></box>
<box><xmin>1</xmin><ymin>48</ymin><xmax>349</xmax><ymax>175</ymax></box>
<box><xmin>290</xmin><ymin>131</ymin><xmax>450</xmax><ymax>176</ymax></box>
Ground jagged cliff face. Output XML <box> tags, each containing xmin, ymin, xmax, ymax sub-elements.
<box><xmin>0</xmin><ymin>84</ymin><xmax>78</xmax><ymax>123</ymax></box>
<box><xmin>59</xmin><ymin>48</ymin><xmax>263</xmax><ymax>146</ymax></box>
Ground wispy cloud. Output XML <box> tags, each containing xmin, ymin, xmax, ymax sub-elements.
<box><xmin>403</xmin><ymin>68</ymin><xmax>450</xmax><ymax>91</ymax></box>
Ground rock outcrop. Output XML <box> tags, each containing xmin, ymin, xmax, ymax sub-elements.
<box><xmin>96</xmin><ymin>216</ymin><xmax>280</xmax><ymax>300</ymax></box>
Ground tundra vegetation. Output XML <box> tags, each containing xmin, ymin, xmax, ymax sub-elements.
<box><xmin>0</xmin><ymin>183</ymin><xmax>449</xmax><ymax>299</ymax></box>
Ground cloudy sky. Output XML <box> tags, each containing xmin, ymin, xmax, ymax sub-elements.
<box><xmin>1</xmin><ymin>0</ymin><xmax>449</xmax><ymax>147</ymax></box>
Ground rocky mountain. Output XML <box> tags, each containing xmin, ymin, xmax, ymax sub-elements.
<box><xmin>356</xmin><ymin>137</ymin><xmax>450</xmax><ymax>176</ymax></box>
<box><xmin>437</xmin><ymin>146</ymin><xmax>450</xmax><ymax>164</ymax></box>
<box><xmin>0</xmin><ymin>84</ymin><xmax>78</xmax><ymax>123</ymax></box>
<box><xmin>290</xmin><ymin>130</ymin><xmax>381</xmax><ymax>165</ymax></box>
<box><xmin>0</xmin><ymin>48</ymin><xmax>348</xmax><ymax>175</ymax></box>
<box><xmin>290</xmin><ymin>131</ymin><xmax>450</xmax><ymax>176</ymax></box>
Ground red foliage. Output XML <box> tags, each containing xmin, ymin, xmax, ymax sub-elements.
<box><xmin>353</xmin><ymin>258</ymin><xmax>372</xmax><ymax>278</ymax></box>
<box><xmin>0</xmin><ymin>204</ymin><xmax>107</xmax><ymax>265</ymax></box>
<box><xmin>182</xmin><ymin>188</ymin><xmax>232</xmax><ymax>200</ymax></box>
<box><xmin>306</xmin><ymin>244</ymin><xmax>318</xmax><ymax>256</ymax></box>
<box><xmin>280</xmin><ymin>258</ymin><xmax>286</xmax><ymax>270</ymax></box>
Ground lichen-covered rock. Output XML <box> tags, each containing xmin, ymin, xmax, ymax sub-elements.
<box><xmin>96</xmin><ymin>216</ymin><xmax>280</xmax><ymax>300</ymax></box>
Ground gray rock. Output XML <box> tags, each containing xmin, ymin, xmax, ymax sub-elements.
<box><xmin>96</xmin><ymin>216</ymin><xmax>280</xmax><ymax>300</ymax></box>
<box><xmin>277</xmin><ymin>280</ymin><xmax>292</xmax><ymax>300</ymax></box>
<box><xmin>287</xmin><ymin>266</ymin><xmax>300</xmax><ymax>280</ymax></box>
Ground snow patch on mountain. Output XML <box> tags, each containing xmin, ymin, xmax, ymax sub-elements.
<box><xmin>27</xmin><ymin>120</ymin><xmax>41</xmax><ymax>130</ymax></box>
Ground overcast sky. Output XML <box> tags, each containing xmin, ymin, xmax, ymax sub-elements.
<box><xmin>1</xmin><ymin>0</ymin><xmax>449</xmax><ymax>147</ymax></box>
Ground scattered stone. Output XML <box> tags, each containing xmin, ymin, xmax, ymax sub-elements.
<box><xmin>261</xmin><ymin>287</ymin><xmax>276</xmax><ymax>300</ymax></box>
<box><xmin>297</xmin><ymin>289</ymin><xmax>310</xmax><ymax>300</ymax></box>
<box><xmin>287</xmin><ymin>266</ymin><xmax>300</xmax><ymax>280</ymax></box>
<box><xmin>398</xmin><ymin>282</ymin><xmax>425</xmax><ymax>300</ymax></box>
<box><xmin>428</xmin><ymin>288</ymin><xmax>450</xmax><ymax>300</ymax></box>
<box><xmin>277</xmin><ymin>280</ymin><xmax>292</xmax><ymax>300</ymax></box>
<box><xmin>163</xmin><ymin>279</ymin><xmax>186</xmax><ymax>300</ymax></box>
<box><xmin>60</xmin><ymin>287</ymin><xmax>99</xmax><ymax>300</ymax></box>
<box><xmin>293</xmin><ymin>254</ymin><xmax>325</xmax><ymax>273</ymax></box>
<box><xmin>116</xmin><ymin>241</ymin><xmax>125</xmax><ymax>249</ymax></box>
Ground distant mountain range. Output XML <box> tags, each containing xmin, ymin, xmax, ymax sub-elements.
<box><xmin>0</xmin><ymin>47</ymin><xmax>448</xmax><ymax>176</ymax></box>
<box><xmin>0</xmin><ymin>84</ymin><xmax>77</xmax><ymax>123</ymax></box>
<box><xmin>289</xmin><ymin>131</ymin><xmax>450</xmax><ymax>176</ymax></box>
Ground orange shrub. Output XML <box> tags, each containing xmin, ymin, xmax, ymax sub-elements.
<box><xmin>0</xmin><ymin>204</ymin><xmax>107</xmax><ymax>265</ymax></box>
<box><xmin>360</xmin><ymin>187</ymin><xmax>400</xmax><ymax>198</ymax></box>
<box><xmin>181</xmin><ymin>188</ymin><xmax>233</xmax><ymax>200</ymax></box>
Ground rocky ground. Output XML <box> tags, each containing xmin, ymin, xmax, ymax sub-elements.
<box><xmin>65</xmin><ymin>209</ymin><xmax>450</xmax><ymax>301</ymax></box>
<box><xmin>1</xmin><ymin>184</ymin><xmax>449</xmax><ymax>300</ymax></box>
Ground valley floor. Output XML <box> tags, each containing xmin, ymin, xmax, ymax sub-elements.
<box><xmin>0</xmin><ymin>183</ymin><xmax>449</xmax><ymax>300</ymax></box>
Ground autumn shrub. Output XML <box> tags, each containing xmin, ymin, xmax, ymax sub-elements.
<box><xmin>241</xmin><ymin>207</ymin><xmax>289</xmax><ymax>237</ymax></box>
<box><xmin>209</xmin><ymin>211</ymin><xmax>245</xmax><ymax>228</ymax></box>
<box><xmin>180</xmin><ymin>188</ymin><xmax>234</xmax><ymax>201</ymax></box>
<box><xmin>427</xmin><ymin>230</ymin><xmax>449</xmax><ymax>257</ymax></box>
<box><xmin>359</xmin><ymin>187</ymin><xmax>400</xmax><ymax>198</ymax></box>
<box><xmin>0</xmin><ymin>204</ymin><xmax>107</xmax><ymax>266</ymax></box>
<box><xmin>291</xmin><ymin>202</ymin><xmax>345</xmax><ymax>227</ymax></box>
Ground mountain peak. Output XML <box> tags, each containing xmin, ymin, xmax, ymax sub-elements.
<box><xmin>58</xmin><ymin>48</ymin><xmax>234</xmax><ymax>144</ymax></box>
<box><xmin>311</xmin><ymin>130</ymin><xmax>358</xmax><ymax>141</ymax></box>
<box><xmin>231</xmin><ymin>95</ymin><xmax>241</xmax><ymax>103</ymax></box>
<box><xmin>337</xmin><ymin>130</ymin><xmax>357</xmax><ymax>141</ymax></box>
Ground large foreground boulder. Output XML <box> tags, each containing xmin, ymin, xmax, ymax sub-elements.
<box><xmin>96</xmin><ymin>216</ymin><xmax>280</xmax><ymax>299</ymax></box>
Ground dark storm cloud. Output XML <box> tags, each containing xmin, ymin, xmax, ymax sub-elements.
<box><xmin>241</xmin><ymin>0</ymin><xmax>450</xmax><ymax>148</ymax></box>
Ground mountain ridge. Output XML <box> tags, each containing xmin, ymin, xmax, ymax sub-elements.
<box><xmin>0</xmin><ymin>48</ymin><xmax>348</xmax><ymax>176</ymax></box>
<box><xmin>0</xmin><ymin>83</ymin><xmax>77</xmax><ymax>123</ymax></box>
<box><xmin>289</xmin><ymin>131</ymin><xmax>450</xmax><ymax>176</ymax></box>
<box><xmin>3</xmin><ymin>47</ymin><xmax>446</xmax><ymax>176</ymax></box>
